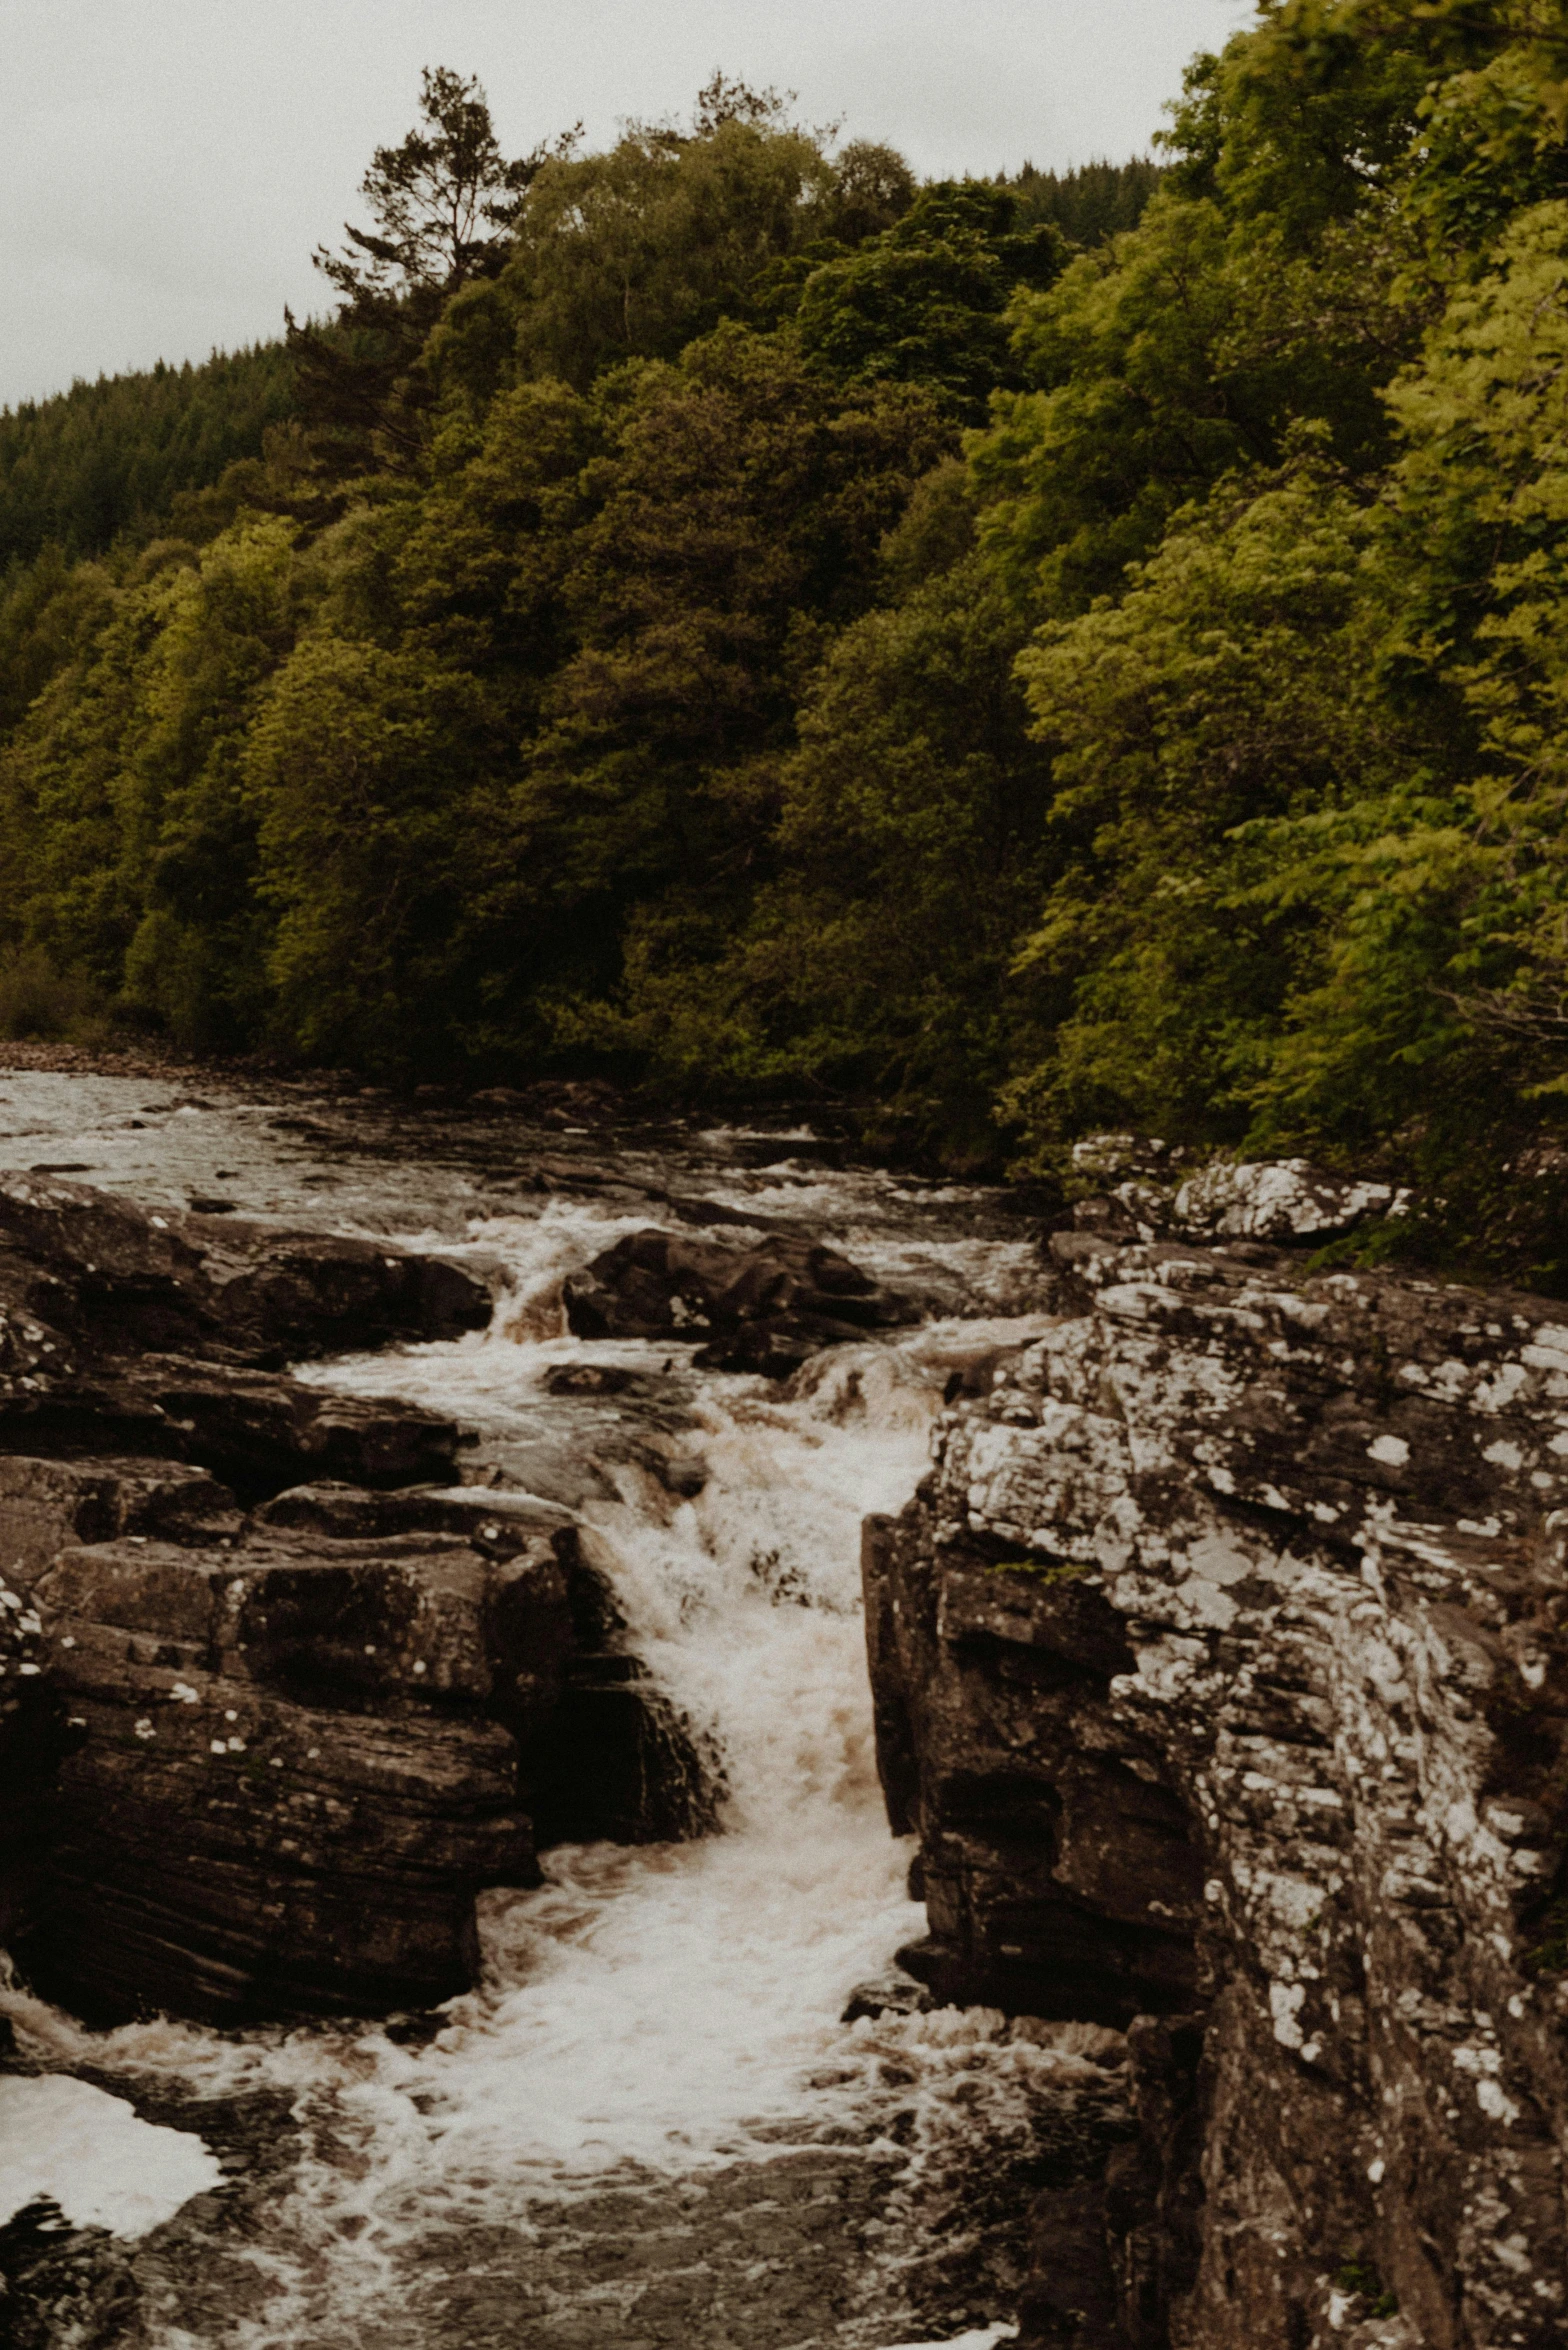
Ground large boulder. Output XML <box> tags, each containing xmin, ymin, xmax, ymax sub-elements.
<box><xmin>24</xmin><ymin>1526</ymin><xmax>552</xmax><ymax>2020</ymax></box>
<box><xmin>0</xmin><ymin>1174</ymin><xmax>717</xmax><ymax>2024</ymax></box>
<box><xmin>1168</xmin><ymin>1155</ymin><xmax>1401</xmax><ymax>1243</ymax></box>
<box><xmin>868</xmin><ymin>1227</ymin><xmax>1568</xmax><ymax>2350</ymax></box>
<box><xmin>563</xmin><ymin>1227</ymin><xmax>919</xmax><ymax>1376</ymax></box>
<box><xmin>1062</xmin><ymin>1134</ymin><xmax>1407</xmax><ymax>1249</ymax></box>
<box><xmin>17</xmin><ymin>1486</ymin><xmax>712</xmax><ymax>2023</ymax></box>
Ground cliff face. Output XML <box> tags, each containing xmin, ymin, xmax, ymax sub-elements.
<box><xmin>865</xmin><ymin>1199</ymin><xmax>1568</xmax><ymax>2349</ymax></box>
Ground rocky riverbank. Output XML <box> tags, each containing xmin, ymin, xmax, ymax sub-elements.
<box><xmin>865</xmin><ymin>1159</ymin><xmax>1568</xmax><ymax>2348</ymax></box>
<box><xmin>0</xmin><ymin>1169</ymin><xmax>723</xmax><ymax>2023</ymax></box>
<box><xmin>5</xmin><ymin>1083</ymin><xmax>1566</xmax><ymax>2348</ymax></box>
<box><xmin>0</xmin><ymin>1074</ymin><xmax>1084</xmax><ymax>2350</ymax></box>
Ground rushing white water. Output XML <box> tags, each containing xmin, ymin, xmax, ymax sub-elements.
<box><xmin>885</xmin><ymin>2333</ymin><xmax>1019</xmax><ymax>2350</ymax></box>
<box><xmin>0</xmin><ymin>1095</ymin><xmax>1100</xmax><ymax>2345</ymax></box>
<box><xmin>0</xmin><ymin>2075</ymin><xmax>222</xmax><ymax>2236</ymax></box>
<box><xmin>283</xmin><ymin>1192</ymin><xmax>1053</xmax><ymax>2179</ymax></box>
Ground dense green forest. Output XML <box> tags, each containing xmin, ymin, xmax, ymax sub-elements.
<box><xmin>7</xmin><ymin>5</ymin><xmax>1568</xmax><ymax>1273</ymax></box>
<box><xmin>0</xmin><ymin>345</ymin><xmax>295</xmax><ymax>568</ymax></box>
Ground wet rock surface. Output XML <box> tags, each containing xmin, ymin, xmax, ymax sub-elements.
<box><xmin>0</xmin><ymin>1168</ymin><xmax>715</xmax><ymax>2023</ymax></box>
<box><xmin>21</xmin><ymin>1078</ymin><xmax>1559</xmax><ymax>2346</ymax></box>
<box><xmin>0</xmin><ymin>1170</ymin><xmax>494</xmax><ymax>1362</ymax></box>
<box><xmin>0</xmin><ymin>2024</ymin><xmax>1133</xmax><ymax>2350</ymax></box>
<box><xmin>867</xmin><ymin>1221</ymin><xmax>1568</xmax><ymax>2348</ymax></box>
<box><xmin>6</xmin><ymin>1474</ymin><xmax>718</xmax><ymax>2024</ymax></box>
<box><xmin>563</xmin><ymin>1226</ymin><xmax>922</xmax><ymax>1377</ymax></box>
<box><xmin>0</xmin><ymin>1172</ymin><xmax>479</xmax><ymax>1502</ymax></box>
<box><xmin>26</xmin><ymin>1522</ymin><xmax>544</xmax><ymax>2022</ymax></box>
<box><xmin>0</xmin><ymin>1072</ymin><xmax>1090</xmax><ymax>2350</ymax></box>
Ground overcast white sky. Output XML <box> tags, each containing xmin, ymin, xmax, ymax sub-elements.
<box><xmin>3</xmin><ymin>0</ymin><xmax>1256</xmax><ymax>411</ymax></box>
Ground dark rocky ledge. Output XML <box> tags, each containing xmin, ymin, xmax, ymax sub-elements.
<box><xmin>866</xmin><ymin>1201</ymin><xmax>1568</xmax><ymax>2349</ymax></box>
<box><xmin>563</xmin><ymin>1224</ymin><xmax>921</xmax><ymax>1377</ymax></box>
<box><xmin>0</xmin><ymin>1175</ymin><xmax>710</xmax><ymax>2023</ymax></box>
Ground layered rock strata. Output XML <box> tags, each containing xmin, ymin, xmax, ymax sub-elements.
<box><xmin>866</xmin><ymin>1221</ymin><xmax>1568</xmax><ymax>2348</ymax></box>
<box><xmin>0</xmin><ymin>1176</ymin><xmax>708</xmax><ymax>2021</ymax></box>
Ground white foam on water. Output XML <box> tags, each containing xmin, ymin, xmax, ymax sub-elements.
<box><xmin>272</xmin><ymin>1250</ymin><xmax>1062</xmax><ymax>2193</ymax></box>
<box><xmin>880</xmin><ymin>2331</ymin><xmax>1019</xmax><ymax>2350</ymax></box>
<box><xmin>880</xmin><ymin>2330</ymin><xmax>1019</xmax><ymax>2350</ymax></box>
<box><xmin>287</xmin><ymin>1295</ymin><xmax>953</xmax><ymax>2181</ymax></box>
<box><xmin>0</xmin><ymin>2074</ymin><xmax>223</xmax><ymax>2237</ymax></box>
<box><xmin>0</xmin><ymin>1168</ymin><xmax>1072</xmax><ymax>2339</ymax></box>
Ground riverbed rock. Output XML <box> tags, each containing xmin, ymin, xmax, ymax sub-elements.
<box><xmin>1063</xmin><ymin>1137</ymin><xmax>1407</xmax><ymax>1252</ymax></box>
<box><xmin>21</xmin><ymin>1527</ymin><xmax>548</xmax><ymax>2019</ymax></box>
<box><xmin>868</xmin><ymin>1229</ymin><xmax>1568</xmax><ymax>2349</ymax></box>
<box><xmin>1168</xmin><ymin>1155</ymin><xmax>1399</xmax><ymax>1243</ymax></box>
<box><xmin>0</xmin><ymin>1455</ymin><xmax>241</xmax><ymax>1591</ymax></box>
<box><xmin>0</xmin><ymin>1175</ymin><xmax>714</xmax><ymax>2022</ymax></box>
<box><xmin>11</xmin><ymin>1488</ymin><xmax>716</xmax><ymax>2021</ymax></box>
<box><xmin>563</xmin><ymin>1226</ymin><xmax>919</xmax><ymax>1376</ymax></box>
<box><xmin>0</xmin><ymin>1170</ymin><xmax>493</xmax><ymax>1364</ymax></box>
<box><xmin>0</xmin><ymin>1174</ymin><xmax>486</xmax><ymax>1502</ymax></box>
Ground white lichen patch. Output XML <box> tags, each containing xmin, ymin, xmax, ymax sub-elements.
<box><xmin>1366</xmin><ymin>1435</ymin><xmax>1410</xmax><ymax>1468</ymax></box>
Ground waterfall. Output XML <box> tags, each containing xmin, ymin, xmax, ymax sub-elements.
<box><xmin>0</xmin><ymin>1080</ymin><xmax>1122</xmax><ymax>2348</ymax></box>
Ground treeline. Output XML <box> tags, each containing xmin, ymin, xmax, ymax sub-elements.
<box><xmin>6</xmin><ymin>10</ymin><xmax>1568</xmax><ymax>1273</ymax></box>
<box><xmin>0</xmin><ymin>345</ymin><xmax>296</xmax><ymax>567</ymax></box>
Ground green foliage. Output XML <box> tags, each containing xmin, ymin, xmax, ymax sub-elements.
<box><xmin>1006</xmin><ymin>449</ymin><xmax>1417</xmax><ymax>1144</ymax></box>
<box><xmin>1004</xmin><ymin>157</ymin><xmax>1166</xmax><ymax>248</ymax></box>
<box><xmin>988</xmin><ymin>1559</ymin><xmax>1096</xmax><ymax>1584</ymax></box>
<box><xmin>633</xmin><ymin>546</ymin><xmax>1051</xmax><ymax>1146</ymax></box>
<box><xmin>312</xmin><ymin>65</ymin><xmax>552</xmax><ymax>304</ymax></box>
<box><xmin>1331</xmin><ymin>2257</ymin><xmax>1399</xmax><ymax>2319</ymax></box>
<box><xmin>245</xmin><ymin>633</ymin><xmax>503</xmax><ymax>1070</ymax></box>
<box><xmin>794</xmin><ymin>182</ymin><xmax>1067</xmax><ymax>420</ymax></box>
<box><xmin>0</xmin><ymin>945</ymin><xmax>107</xmax><ymax>1043</ymax></box>
<box><xmin>520</xmin><ymin>326</ymin><xmax>951</xmax><ymax>1054</ymax></box>
<box><xmin>0</xmin><ymin>345</ymin><xmax>296</xmax><ymax>567</ymax></box>
<box><xmin>507</xmin><ymin>109</ymin><xmax>840</xmax><ymax>387</ymax></box>
<box><xmin>0</xmin><ymin>518</ymin><xmax>300</xmax><ymax>1046</ymax></box>
<box><xmin>10</xmin><ymin>24</ymin><xmax>1568</xmax><ymax>1241</ymax></box>
<box><xmin>289</xmin><ymin>65</ymin><xmax>579</xmax><ymax>474</ymax></box>
<box><xmin>1523</xmin><ymin>1892</ymin><xmax>1568</xmax><ymax>1976</ymax></box>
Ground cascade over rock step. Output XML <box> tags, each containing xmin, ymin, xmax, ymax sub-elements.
<box><xmin>0</xmin><ymin>1172</ymin><xmax>718</xmax><ymax>2022</ymax></box>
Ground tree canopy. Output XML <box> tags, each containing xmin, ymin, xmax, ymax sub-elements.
<box><xmin>8</xmin><ymin>24</ymin><xmax>1568</xmax><ymax>1275</ymax></box>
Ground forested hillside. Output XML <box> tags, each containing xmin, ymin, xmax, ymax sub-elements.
<box><xmin>0</xmin><ymin>344</ymin><xmax>296</xmax><ymax>567</ymax></box>
<box><xmin>5</xmin><ymin>5</ymin><xmax>1568</xmax><ymax>1277</ymax></box>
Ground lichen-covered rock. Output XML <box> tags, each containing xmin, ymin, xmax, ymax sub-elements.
<box><xmin>1065</xmin><ymin>1136</ymin><xmax>1406</xmax><ymax>1249</ymax></box>
<box><xmin>868</xmin><ymin>1229</ymin><xmax>1568</xmax><ymax>2349</ymax></box>
<box><xmin>1168</xmin><ymin>1156</ymin><xmax>1400</xmax><ymax>1243</ymax></box>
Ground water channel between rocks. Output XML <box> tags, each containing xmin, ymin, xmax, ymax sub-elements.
<box><xmin>0</xmin><ymin>1074</ymin><xmax>1124</xmax><ymax>2350</ymax></box>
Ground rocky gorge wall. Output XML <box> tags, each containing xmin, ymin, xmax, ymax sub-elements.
<box><xmin>864</xmin><ymin>1161</ymin><xmax>1568</xmax><ymax>2348</ymax></box>
<box><xmin>0</xmin><ymin>1171</ymin><xmax>713</xmax><ymax>2024</ymax></box>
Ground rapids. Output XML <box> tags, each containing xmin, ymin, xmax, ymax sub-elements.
<box><xmin>0</xmin><ymin>1075</ymin><xmax>1120</xmax><ymax>2348</ymax></box>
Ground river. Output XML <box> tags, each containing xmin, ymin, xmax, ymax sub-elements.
<box><xmin>0</xmin><ymin>1072</ymin><xmax>1125</xmax><ymax>2349</ymax></box>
